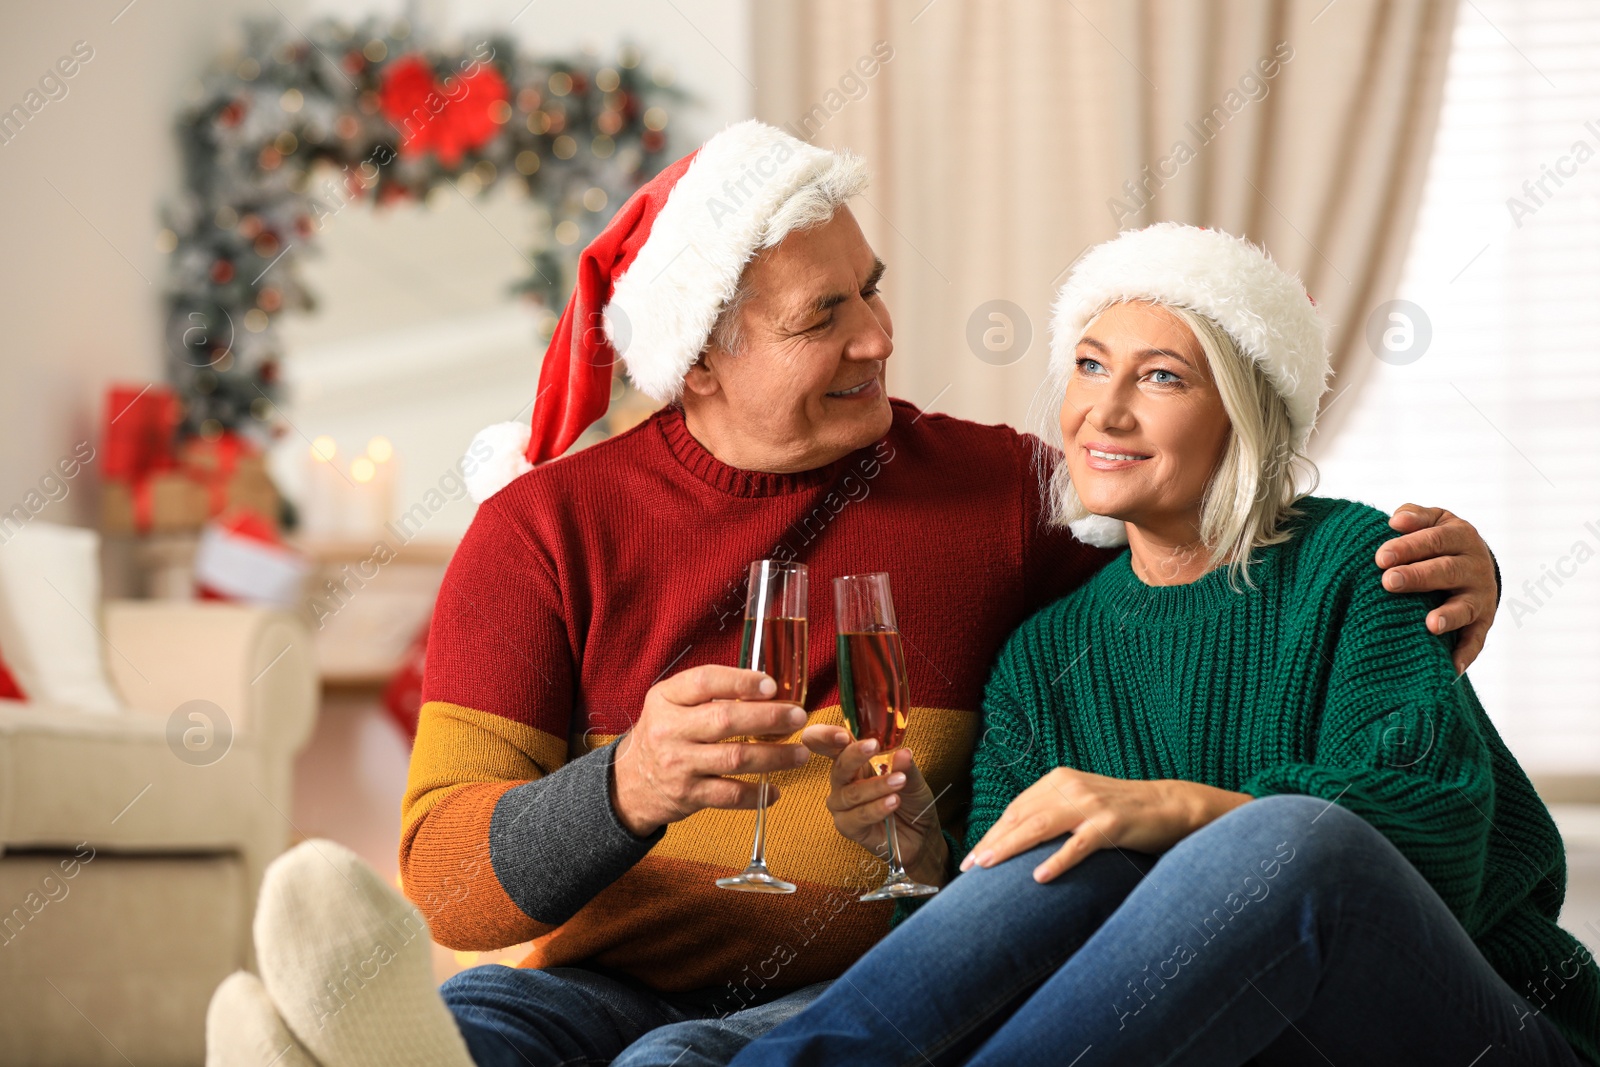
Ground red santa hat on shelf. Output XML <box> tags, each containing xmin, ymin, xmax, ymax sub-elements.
<box><xmin>1048</xmin><ymin>223</ymin><xmax>1331</xmax><ymax>548</ymax></box>
<box><xmin>464</xmin><ymin>119</ymin><xmax>868</xmax><ymax>503</ymax></box>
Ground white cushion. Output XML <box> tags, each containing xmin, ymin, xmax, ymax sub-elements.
<box><xmin>0</xmin><ymin>523</ymin><xmax>121</xmax><ymax>714</ymax></box>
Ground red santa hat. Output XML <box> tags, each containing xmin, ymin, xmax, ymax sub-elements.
<box><xmin>464</xmin><ymin>119</ymin><xmax>867</xmax><ymax>503</ymax></box>
<box><xmin>1048</xmin><ymin>223</ymin><xmax>1331</xmax><ymax>548</ymax></box>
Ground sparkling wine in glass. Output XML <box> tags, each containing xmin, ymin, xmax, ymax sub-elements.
<box><xmin>834</xmin><ymin>572</ymin><xmax>939</xmax><ymax>902</ymax></box>
<box><xmin>716</xmin><ymin>560</ymin><xmax>808</xmax><ymax>894</ymax></box>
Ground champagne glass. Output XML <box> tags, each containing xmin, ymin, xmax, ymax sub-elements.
<box><xmin>716</xmin><ymin>560</ymin><xmax>808</xmax><ymax>894</ymax></box>
<box><xmin>834</xmin><ymin>572</ymin><xmax>939</xmax><ymax>902</ymax></box>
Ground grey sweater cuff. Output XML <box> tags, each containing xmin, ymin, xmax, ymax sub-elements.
<box><xmin>488</xmin><ymin>736</ymin><xmax>664</xmax><ymax>926</ymax></box>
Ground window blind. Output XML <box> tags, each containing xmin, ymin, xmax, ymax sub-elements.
<box><xmin>1317</xmin><ymin>0</ymin><xmax>1600</xmax><ymax>772</ymax></box>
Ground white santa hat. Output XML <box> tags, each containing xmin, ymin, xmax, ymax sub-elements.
<box><xmin>1048</xmin><ymin>223</ymin><xmax>1331</xmax><ymax>548</ymax></box>
<box><xmin>464</xmin><ymin>120</ymin><xmax>868</xmax><ymax>503</ymax></box>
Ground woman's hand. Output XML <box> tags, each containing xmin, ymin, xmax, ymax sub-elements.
<box><xmin>961</xmin><ymin>768</ymin><xmax>1251</xmax><ymax>883</ymax></box>
<box><xmin>1377</xmin><ymin>504</ymin><xmax>1499</xmax><ymax>674</ymax></box>
<box><xmin>801</xmin><ymin>724</ymin><xmax>950</xmax><ymax>888</ymax></box>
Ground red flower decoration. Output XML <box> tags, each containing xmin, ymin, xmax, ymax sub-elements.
<box><xmin>378</xmin><ymin>55</ymin><xmax>434</xmax><ymax>157</ymax></box>
<box><xmin>431</xmin><ymin>64</ymin><xmax>510</xmax><ymax>166</ymax></box>
<box><xmin>379</xmin><ymin>53</ymin><xmax>509</xmax><ymax>167</ymax></box>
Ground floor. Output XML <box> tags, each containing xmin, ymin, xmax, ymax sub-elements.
<box><xmin>292</xmin><ymin>694</ymin><xmax>1600</xmax><ymax>983</ymax></box>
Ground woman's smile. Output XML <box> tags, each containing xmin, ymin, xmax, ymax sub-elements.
<box><xmin>1082</xmin><ymin>442</ymin><xmax>1153</xmax><ymax>470</ymax></box>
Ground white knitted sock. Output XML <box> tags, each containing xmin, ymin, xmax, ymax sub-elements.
<box><xmin>207</xmin><ymin>970</ymin><xmax>320</xmax><ymax>1067</ymax></box>
<box><xmin>254</xmin><ymin>839</ymin><xmax>474</xmax><ymax>1067</ymax></box>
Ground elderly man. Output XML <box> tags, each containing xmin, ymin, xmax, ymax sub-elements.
<box><xmin>207</xmin><ymin>121</ymin><xmax>1500</xmax><ymax>1067</ymax></box>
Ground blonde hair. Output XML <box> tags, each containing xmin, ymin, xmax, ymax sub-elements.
<box><xmin>1038</xmin><ymin>301</ymin><xmax>1318</xmax><ymax>585</ymax></box>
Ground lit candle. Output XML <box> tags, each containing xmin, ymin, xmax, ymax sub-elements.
<box><xmin>304</xmin><ymin>436</ymin><xmax>341</xmax><ymax>539</ymax></box>
<box><xmin>350</xmin><ymin>455</ymin><xmax>382</xmax><ymax>536</ymax></box>
<box><xmin>366</xmin><ymin>435</ymin><xmax>396</xmax><ymax>534</ymax></box>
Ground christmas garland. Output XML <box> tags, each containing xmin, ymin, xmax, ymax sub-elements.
<box><xmin>161</xmin><ymin>17</ymin><xmax>679</xmax><ymax>445</ymax></box>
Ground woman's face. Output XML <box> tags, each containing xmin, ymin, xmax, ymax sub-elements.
<box><xmin>1060</xmin><ymin>301</ymin><xmax>1232</xmax><ymax>539</ymax></box>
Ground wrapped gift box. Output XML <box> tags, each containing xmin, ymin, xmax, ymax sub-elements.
<box><xmin>99</xmin><ymin>382</ymin><xmax>282</xmax><ymax>536</ymax></box>
<box><xmin>101</xmin><ymin>472</ymin><xmax>210</xmax><ymax>535</ymax></box>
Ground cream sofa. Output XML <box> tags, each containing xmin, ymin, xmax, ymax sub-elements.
<box><xmin>0</xmin><ymin>600</ymin><xmax>317</xmax><ymax>1067</ymax></box>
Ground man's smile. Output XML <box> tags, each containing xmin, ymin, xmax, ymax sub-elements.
<box><xmin>826</xmin><ymin>377</ymin><xmax>880</xmax><ymax>399</ymax></box>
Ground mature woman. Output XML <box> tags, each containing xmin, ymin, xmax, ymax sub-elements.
<box><xmin>729</xmin><ymin>224</ymin><xmax>1600</xmax><ymax>1066</ymax></box>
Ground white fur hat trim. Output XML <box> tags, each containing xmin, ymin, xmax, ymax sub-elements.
<box><xmin>1067</xmin><ymin>514</ymin><xmax>1130</xmax><ymax>549</ymax></box>
<box><xmin>1050</xmin><ymin>223</ymin><xmax>1330</xmax><ymax>450</ymax></box>
<box><xmin>464</xmin><ymin>421</ymin><xmax>534</xmax><ymax>504</ymax></box>
<box><xmin>604</xmin><ymin>119</ymin><xmax>867</xmax><ymax>403</ymax></box>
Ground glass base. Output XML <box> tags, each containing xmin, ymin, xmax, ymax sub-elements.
<box><xmin>716</xmin><ymin>866</ymin><xmax>797</xmax><ymax>894</ymax></box>
<box><xmin>859</xmin><ymin>878</ymin><xmax>940</xmax><ymax>902</ymax></box>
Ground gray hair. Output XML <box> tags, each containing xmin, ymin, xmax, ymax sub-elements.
<box><xmin>1039</xmin><ymin>302</ymin><xmax>1318</xmax><ymax>585</ymax></box>
<box><xmin>706</xmin><ymin>152</ymin><xmax>868</xmax><ymax>358</ymax></box>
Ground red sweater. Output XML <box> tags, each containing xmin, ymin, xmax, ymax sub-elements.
<box><xmin>401</xmin><ymin>400</ymin><xmax>1109</xmax><ymax>1001</ymax></box>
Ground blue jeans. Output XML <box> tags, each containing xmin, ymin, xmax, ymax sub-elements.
<box><xmin>729</xmin><ymin>794</ymin><xmax>1585</xmax><ymax>1067</ymax></box>
<box><xmin>443</xmin><ymin>961</ymin><xmax>831</xmax><ymax>1067</ymax></box>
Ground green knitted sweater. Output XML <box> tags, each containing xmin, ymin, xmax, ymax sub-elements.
<box><xmin>971</xmin><ymin>496</ymin><xmax>1599</xmax><ymax>1064</ymax></box>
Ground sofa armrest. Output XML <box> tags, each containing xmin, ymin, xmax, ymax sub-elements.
<box><xmin>102</xmin><ymin>600</ymin><xmax>318</xmax><ymax>759</ymax></box>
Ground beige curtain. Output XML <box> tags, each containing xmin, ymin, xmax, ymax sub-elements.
<box><xmin>752</xmin><ymin>0</ymin><xmax>1458</xmax><ymax>450</ymax></box>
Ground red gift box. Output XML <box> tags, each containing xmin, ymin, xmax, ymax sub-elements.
<box><xmin>101</xmin><ymin>384</ymin><xmax>282</xmax><ymax>537</ymax></box>
<box><xmin>102</xmin><ymin>384</ymin><xmax>180</xmax><ymax>482</ymax></box>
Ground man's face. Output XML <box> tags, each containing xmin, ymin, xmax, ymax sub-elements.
<box><xmin>681</xmin><ymin>207</ymin><xmax>895</xmax><ymax>473</ymax></box>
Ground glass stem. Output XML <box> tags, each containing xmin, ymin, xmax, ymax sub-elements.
<box><xmin>883</xmin><ymin>814</ymin><xmax>908</xmax><ymax>880</ymax></box>
<box><xmin>747</xmin><ymin>773</ymin><xmax>771</xmax><ymax>868</ymax></box>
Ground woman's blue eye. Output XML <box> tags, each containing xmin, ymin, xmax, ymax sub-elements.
<box><xmin>1150</xmin><ymin>369</ymin><xmax>1181</xmax><ymax>384</ymax></box>
<box><xmin>1076</xmin><ymin>357</ymin><xmax>1106</xmax><ymax>375</ymax></box>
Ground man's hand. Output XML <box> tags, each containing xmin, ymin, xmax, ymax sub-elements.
<box><xmin>1376</xmin><ymin>504</ymin><xmax>1499</xmax><ymax>674</ymax></box>
<box><xmin>960</xmin><ymin>769</ymin><xmax>1250</xmax><ymax>884</ymax></box>
<box><xmin>802</xmin><ymin>724</ymin><xmax>949</xmax><ymax>888</ymax></box>
<box><xmin>610</xmin><ymin>665</ymin><xmax>811</xmax><ymax>837</ymax></box>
